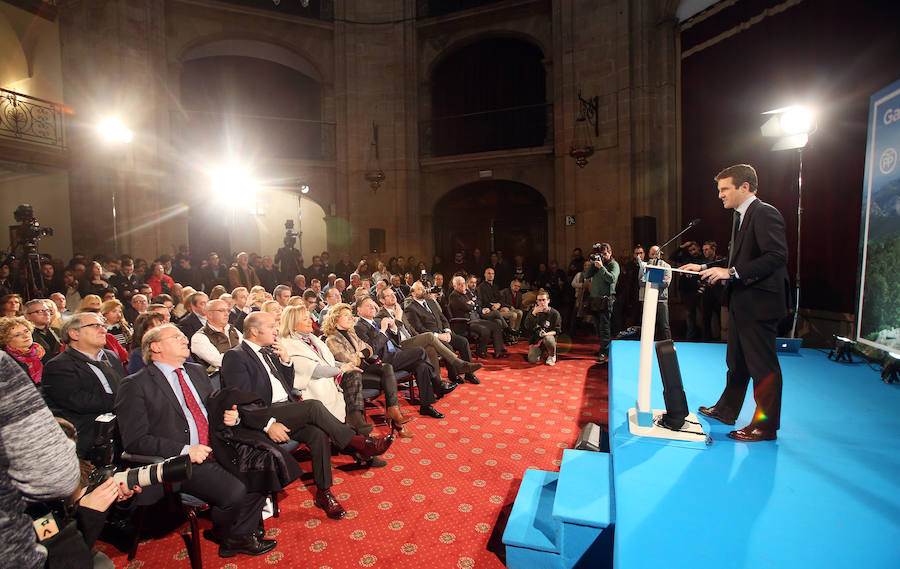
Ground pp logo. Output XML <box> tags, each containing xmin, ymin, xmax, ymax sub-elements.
<box><xmin>880</xmin><ymin>147</ymin><xmax>897</xmax><ymax>175</ymax></box>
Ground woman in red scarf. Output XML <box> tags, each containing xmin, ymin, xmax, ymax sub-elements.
<box><xmin>0</xmin><ymin>316</ymin><xmax>45</xmax><ymax>384</ymax></box>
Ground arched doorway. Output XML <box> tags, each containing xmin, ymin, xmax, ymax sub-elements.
<box><xmin>179</xmin><ymin>52</ymin><xmax>324</xmax><ymax>260</ymax></box>
<box><xmin>434</xmin><ymin>181</ymin><xmax>547</xmax><ymax>270</ymax></box>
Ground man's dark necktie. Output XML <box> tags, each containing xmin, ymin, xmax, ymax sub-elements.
<box><xmin>260</xmin><ymin>347</ymin><xmax>283</xmax><ymax>379</ymax></box>
<box><xmin>175</xmin><ymin>368</ymin><xmax>208</xmax><ymax>446</ymax></box>
<box><xmin>727</xmin><ymin>210</ymin><xmax>742</xmax><ymax>267</ymax></box>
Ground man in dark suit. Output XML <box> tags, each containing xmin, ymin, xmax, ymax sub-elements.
<box><xmin>403</xmin><ymin>281</ymin><xmax>481</xmax><ymax>384</ymax></box>
<box><xmin>115</xmin><ymin>324</ymin><xmax>276</xmax><ymax>558</ymax></box>
<box><xmin>500</xmin><ymin>279</ymin><xmax>525</xmax><ymax>313</ymax></box>
<box><xmin>201</xmin><ymin>252</ymin><xmax>229</xmax><ymax>292</ymax></box>
<box><xmin>178</xmin><ymin>291</ymin><xmax>208</xmax><ymax>340</ymax></box>
<box><xmin>41</xmin><ymin>312</ymin><xmax>125</xmax><ymax>457</ymax></box>
<box><xmin>354</xmin><ymin>296</ymin><xmax>449</xmax><ymax>417</ymax></box>
<box><xmin>683</xmin><ymin>164</ymin><xmax>789</xmax><ymax>442</ymax></box>
<box><xmin>220</xmin><ymin>312</ymin><xmax>393</xmax><ymax>519</ymax></box>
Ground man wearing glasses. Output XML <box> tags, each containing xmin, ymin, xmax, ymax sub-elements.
<box><xmin>24</xmin><ymin>299</ymin><xmax>61</xmax><ymax>362</ymax></box>
<box><xmin>523</xmin><ymin>290</ymin><xmax>562</xmax><ymax>366</ymax></box>
<box><xmin>42</xmin><ymin>312</ymin><xmax>125</xmax><ymax>457</ymax></box>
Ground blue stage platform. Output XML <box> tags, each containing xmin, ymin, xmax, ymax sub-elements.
<box><xmin>609</xmin><ymin>340</ymin><xmax>900</xmax><ymax>569</ymax></box>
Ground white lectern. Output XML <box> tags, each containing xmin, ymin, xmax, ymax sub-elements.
<box><xmin>627</xmin><ymin>264</ymin><xmax>707</xmax><ymax>442</ymax></box>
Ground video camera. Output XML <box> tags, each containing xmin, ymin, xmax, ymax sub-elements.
<box><xmin>14</xmin><ymin>204</ymin><xmax>53</xmax><ymax>244</ymax></box>
<box><xmin>589</xmin><ymin>242</ymin><xmax>606</xmax><ymax>263</ymax></box>
<box><xmin>283</xmin><ymin>219</ymin><xmax>300</xmax><ymax>248</ymax></box>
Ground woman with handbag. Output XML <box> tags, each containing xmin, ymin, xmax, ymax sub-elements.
<box><xmin>322</xmin><ymin>303</ymin><xmax>414</xmax><ymax>437</ymax></box>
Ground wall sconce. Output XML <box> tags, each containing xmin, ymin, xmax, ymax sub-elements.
<box><xmin>364</xmin><ymin>121</ymin><xmax>385</xmax><ymax>193</ymax></box>
<box><xmin>569</xmin><ymin>90</ymin><xmax>599</xmax><ymax>168</ymax></box>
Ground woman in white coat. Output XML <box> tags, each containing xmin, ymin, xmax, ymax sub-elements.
<box><xmin>277</xmin><ymin>305</ymin><xmax>370</xmax><ymax>434</ymax></box>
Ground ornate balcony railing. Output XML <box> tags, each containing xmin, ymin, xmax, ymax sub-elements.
<box><xmin>419</xmin><ymin>102</ymin><xmax>553</xmax><ymax>157</ymax></box>
<box><xmin>0</xmin><ymin>88</ymin><xmax>66</xmax><ymax>149</ymax></box>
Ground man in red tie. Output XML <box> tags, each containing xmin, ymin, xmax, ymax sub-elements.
<box><xmin>115</xmin><ymin>324</ymin><xmax>276</xmax><ymax>558</ymax></box>
<box><xmin>501</xmin><ymin>279</ymin><xmax>525</xmax><ymax>314</ymax></box>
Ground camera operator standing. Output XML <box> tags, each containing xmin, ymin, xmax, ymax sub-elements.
<box><xmin>584</xmin><ymin>243</ymin><xmax>620</xmax><ymax>364</ymax></box>
<box><xmin>523</xmin><ymin>290</ymin><xmax>561</xmax><ymax>366</ymax></box>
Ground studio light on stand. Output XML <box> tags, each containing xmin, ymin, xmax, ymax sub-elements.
<box><xmin>98</xmin><ymin>117</ymin><xmax>133</xmax><ymax>255</ymax></box>
<box><xmin>761</xmin><ymin>105</ymin><xmax>817</xmax><ymax>340</ymax></box>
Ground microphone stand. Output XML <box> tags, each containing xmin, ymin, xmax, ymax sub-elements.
<box><xmin>657</xmin><ymin>220</ymin><xmax>699</xmax><ymax>257</ymax></box>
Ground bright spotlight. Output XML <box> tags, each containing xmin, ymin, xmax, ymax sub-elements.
<box><xmin>761</xmin><ymin>106</ymin><xmax>816</xmax><ymax>151</ymax></box>
<box><xmin>209</xmin><ymin>165</ymin><xmax>257</xmax><ymax>202</ymax></box>
<box><xmin>98</xmin><ymin>118</ymin><xmax>133</xmax><ymax>143</ymax></box>
<box><xmin>299</xmin><ymin>184</ymin><xmax>310</xmax><ymax>194</ymax></box>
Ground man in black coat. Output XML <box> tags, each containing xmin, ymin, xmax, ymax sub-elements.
<box><xmin>684</xmin><ymin>164</ymin><xmax>789</xmax><ymax>442</ymax></box>
<box><xmin>114</xmin><ymin>324</ymin><xmax>276</xmax><ymax>558</ymax></box>
<box><xmin>178</xmin><ymin>291</ymin><xmax>208</xmax><ymax>340</ymax></box>
<box><xmin>220</xmin><ymin>312</ymin><xmax>392</xmax><ymax>519</ymax></box>
<box><xmin>403</xmin><ymin>281</ymin><xmax>481</xmax><ymax>384</ymax></box>
<box><xmin>41</xmin><ymin>312</ymin><xmax>125</xmax><ymax>458</ymax></box>
<box><xmin>354</xmin><ymin>296</ymin><xmax>449</xmax><ymax>417</ymax></box>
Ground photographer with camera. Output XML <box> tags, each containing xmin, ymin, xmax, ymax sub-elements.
<box><xmin>1</xmin><ymin>352</ymin><xmax>80</xmax><ymax>569</ymax></box>
<box><xmin>523</xmin><ymin>290</ymin><xmax>562</xmax><ymax>366</ymax></box>
<box><xmin>584</xmin><ymin>243</ymin><xmax>620</xmax><ymax>364</ymax></box>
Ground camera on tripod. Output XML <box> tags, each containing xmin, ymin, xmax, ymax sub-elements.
<box><xmin>283</xmin><ymin>219</ymin><xmax>300</xmax><ymax>248</ymax></box>
<box><xmin>14</xmin><ymin>204</ymin><xmax>53</xmax><ymax>244</ymax></box>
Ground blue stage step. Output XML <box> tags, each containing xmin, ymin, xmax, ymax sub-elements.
<box><xmin>503</xmin><ymin>449</ymin><xmax>614</xmax><ymax>569</ymax></box>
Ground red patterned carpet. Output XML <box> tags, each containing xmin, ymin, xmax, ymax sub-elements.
<box><xmin>101</xmin><ymin>335</ymin><xmax>608</xmax><ymax>569</ymax></box>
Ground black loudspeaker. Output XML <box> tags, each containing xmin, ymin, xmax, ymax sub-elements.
<box><xmin>369</xmin><ymin>228</ymin><xmax>385</xmax><ymax>254</ymax></box>
<box><xmin>574</xmin><ymin>422</ymin><xmax>610</xmax><ymax>452</ymax></box>
<box><xmin>633</xmin><ymin>216</ymin><xmax>657</xmax><ymax>249</ymax></box>
<box><xmin>655</xmin><ymin>339</ymin><xmax>689</xmax><ymax>430</ymax></box>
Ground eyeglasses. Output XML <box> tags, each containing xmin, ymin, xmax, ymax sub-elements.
<box><xmin>77</xmin><ymin>322</ymin><xmax>106</xmax><ymax>331</ymax></box>
<box><xmin>26</xmin><ymin>309</ymin><xmax>51</xmax><ymax>315</ymax></box>
<box><xmin>158</xmin><ymin>334</ymin><xmax>187</xmax><ymax>343</ymax></box>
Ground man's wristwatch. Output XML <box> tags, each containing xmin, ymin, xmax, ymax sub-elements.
<box><xmin>728</xmin><ymin>267</ymin><xmax>737</xmax><ymax>279</ymax></box>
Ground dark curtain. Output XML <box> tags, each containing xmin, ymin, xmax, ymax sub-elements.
<box><xmin>681</xmin><ymin>0</ymin><xmax>900</xmax><ymax>313</ymax></box>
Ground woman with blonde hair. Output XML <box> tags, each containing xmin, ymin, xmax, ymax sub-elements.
<box><xmin>322</xmin><ymin>303</ymin><xmax>414</xmax><ymax>437</ymax></box>
<box><xmin>44</xmin><ymin>298</ymin><xmax>64</xmax><ymax>330</ymax></box>
<box><xmin>173</xmin><ymin>286</ymin><xmax>196</xmax><ymax>320</ymax></box>
<box><xmin>278</xmin><ymin>305</ymin><xmax>372</xmax><ymax>434</ymax></box>
<box><xmin>76</xmin><ymin>294</ymin><xmax>102</xmax><ymax>313</ymax></box>
<box><xmin>260</xmin><ymin>299</ymin><xmax>283</xmax><ymax>325</ymax></box>
<box><xmin>100</xmin><ymin>299</ymin><xmax>132</xmax><ymax>350</ymax></box>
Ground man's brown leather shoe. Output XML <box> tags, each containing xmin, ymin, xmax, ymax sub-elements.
<box><xmin>728</xmin><ymin>425</ymin><xmax>777</xmax><ymax>442</ymax></box>
<box><xmin>698</xmin><ymin>405</ymin><xmax>736</xmax><ymax>425</ymax></box>
<box><xmin>356</xmin><ymin>434</ymin><xmax>394</xmax><ymax>459</ymax></box>
<box><xmin>314</xmin><ymin>489</ymin><xmax>346</xmax><ymax>520</ymax></box>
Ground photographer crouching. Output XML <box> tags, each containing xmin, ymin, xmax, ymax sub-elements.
<box><xmin>523</xmin><ymin>290</ymin><xmax>561</xmax><ymax>366</ymax></box>
<box><xmin>584</xmin><ymin>243</ymin><xmax>620</xmax><ymax>364</ymax></box>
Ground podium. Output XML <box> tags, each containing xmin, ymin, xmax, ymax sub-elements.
<box><xmin>627</xmin><ymin>264</ymin><xmax>707</xmax><ymax>442</ymax></box>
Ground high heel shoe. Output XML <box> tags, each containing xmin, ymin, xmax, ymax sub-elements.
<box><xmin>386</xmin><ymin>405</ymin><xmax>415</xmax><ymax>426</ymax></box>
<box><xmin>391</xmin><ymin>419</ymin><xmax>415</xmax><ymax>438</ymax></box>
